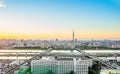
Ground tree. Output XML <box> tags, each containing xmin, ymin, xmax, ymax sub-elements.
<box><xmin>88</xmin><ymin>61</ymin><xmax>101</xmax><ymax>74</ymax></box>
<box><xmin>70</xmin><ymin>71</ymin><xmax>74</xmax><ymax>74</ymax></box>
<box><xmin>47</xmin><ymin>70</ymin><xmax>54</xmax><ymax>74</ymax></box>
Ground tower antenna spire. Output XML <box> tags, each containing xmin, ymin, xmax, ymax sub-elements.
<box><xmin>73</xmin><ymin>28</ymin><xmax>74</xmax><ymax>43</ymax></box>
<box><xmin>72</xmin><ymin>28</ymin><xmax>75</xmax><ymax>49</ymax></box>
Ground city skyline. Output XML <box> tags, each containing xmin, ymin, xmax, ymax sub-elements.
<box><xmin>0</xmin><ymin>0</ymin><xmax>120</xmax><ymax>39</ymax></box>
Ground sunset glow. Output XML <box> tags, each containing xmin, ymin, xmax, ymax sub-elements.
<box><xmin>0</xmin><ymin>0</ymin><xmax>120</xmax><ymax>39</ymax></box>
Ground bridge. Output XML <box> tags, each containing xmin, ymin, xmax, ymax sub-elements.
<box><xmin>2</xmin><ymin>48</ymin><xmax>119</xmax><ymax>74</ymax></box>
<box><xmin>0</xmin><ymin>49</ymin><xmax>120</xmax><ymax>61</ymax></box>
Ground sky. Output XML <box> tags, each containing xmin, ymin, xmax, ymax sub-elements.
<box><xmin>0</xmin><ymin>0</ymin><xmax>120</xmax><ymax>40</ymax></box>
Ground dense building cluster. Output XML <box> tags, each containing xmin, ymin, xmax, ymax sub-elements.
<box><xmin>0</xmin><ymin>39</ymin><xmax>120</xmax><ymax>49</ymax></box>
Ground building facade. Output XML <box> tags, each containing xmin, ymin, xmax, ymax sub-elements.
<box><xmin>31</xmin><ymin>57</ymin><xmax>92</xmax><ymax>74</ymax></box>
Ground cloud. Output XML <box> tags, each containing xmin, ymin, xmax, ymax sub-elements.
<box><xmin>0</xmin><ymin>4</ymin><xmax>6</xmax><ymax>8</ymax></box>
<box><xmin>0</xmin><ymin>0</ymin><xmax>6</xmax><ymax>8</ymax></box>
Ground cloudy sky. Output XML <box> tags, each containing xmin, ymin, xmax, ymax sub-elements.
<box><xmin>0</xmin><ymin>0</ymin><xmax>120</xmax><ymax>39</ymax></box>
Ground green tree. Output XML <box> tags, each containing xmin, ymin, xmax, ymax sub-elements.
<box><xmin>89</xmin><ymin>61</ymin><xmax>101</xmax><ymax>74</ymax></box>
<box><xmin>70</xmin><ymin>71</ymin><xmax>74</xmax><ymax>74</ymax></box>
<box><xmin>47</xmin><ymin>70</ymin><xmax>54</xmax><ymax>74</ymax></box>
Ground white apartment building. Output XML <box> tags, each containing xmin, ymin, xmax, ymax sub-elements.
<box><xmin>31</xmin><ymin>57</ymin><xmax>92</xmax><ymax>74</ymax></box>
